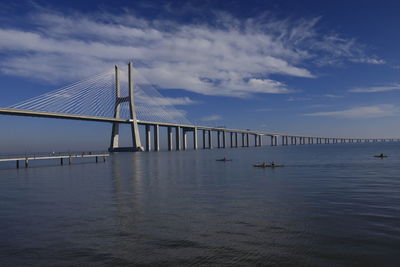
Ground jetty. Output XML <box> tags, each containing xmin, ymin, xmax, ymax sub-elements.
<box><xmin>0</xmin><ymin>153</ymin><xmax>109</xmax><ymax>168</ymax></box>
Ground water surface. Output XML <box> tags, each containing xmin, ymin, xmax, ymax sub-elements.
<box><xmin>1</xmin><ymin>143</ymin><xmax>399</xmax><ymax>266</ymax></box>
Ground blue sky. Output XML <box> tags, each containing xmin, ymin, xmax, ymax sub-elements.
<box><xmin>0</xmin><ymin>0</ymin><xmax>399</xmax><ymax>152</ymax></box>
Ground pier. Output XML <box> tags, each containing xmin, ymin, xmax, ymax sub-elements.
<box><xmin>0</xmin><ymin>153</ymin><xmax>109</xmax><ymax>168</ymax></box>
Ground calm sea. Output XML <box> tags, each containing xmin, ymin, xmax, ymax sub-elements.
<box><xmin>1</xmin><ymin>143</ymin><xmax>399</xmax><ymax>266</ymax></box>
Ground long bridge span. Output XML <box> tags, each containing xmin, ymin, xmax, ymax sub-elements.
<box><xmin>0</xmin><ymin>62</ymin><xmax>398</xmax><ymax>152</ymax></box>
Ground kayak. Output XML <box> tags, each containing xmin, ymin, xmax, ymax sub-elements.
<box><xmin>253</xmin><ymin>164</ymin><xmax>284</xmax><ymax>168</ymax></box>
<box><xmin>216</xmin><ymin>159</ymin><xmax>232</xmax><ymax>162</ymax></box>
<box><xmin>374</xmin><ymin>155</ymin><xmax>388</xmax><ymax>158</ymax></box>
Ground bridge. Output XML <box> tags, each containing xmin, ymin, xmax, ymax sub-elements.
<box><xmin>0</xmin><ymin>62</ymin><xmax>398</xmax><ymax>152</ymax></box>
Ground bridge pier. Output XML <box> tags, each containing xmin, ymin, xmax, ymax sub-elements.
<box><xmin>203</xmin><ymin>130</ymin><xmax>206</xmax><ymax>149</ymax></box>
<box><xmin>222</xmin><ymin>131</ymin><xmax>226</xmax><ymax>148</ymax></box>
<box><xmin>145</xmin><ymin>125</ymin><xmax>151</xmax><ymax>151</ymax></box>
<box><xmin>154</xmin><ymin>125</ymin><xmax>159</xmax><ymax>151</ymax></box>
<box><xmin>193</xmin><ymin>127</ymin><xmax>198</xmax><ymax>150</ymax></box>
<box><xmin>208</xmin><ymin>130</ymin><xmax>212</xmax><ymax>149</ymax></box>
<box><xmin>235</xmin><ymin>132</ymin><xmax>238</xmax><ymax>147</ymax></box>
<box><xmin>230</xmin><ymin>132</ymin><xmax>234</xmax><ymax>147</ymax></box>
<box><xmin>182</xmin><ymin>129</ymin><xmax>188</xmax><ymax>150</ymax></box>
<box><xmin>217</xmin><ymin>131</ymin><xmax>220</xmax><ymax>148</ymax></box>
<box><xmin>176</xmin><ymin>127</ymin><xmax>181</xmax><ymax>150</ymax></box>
<box><xmin>168</xmin><ymin>127</ymin><xmax>173</xmax><ymax>151</ymax></box>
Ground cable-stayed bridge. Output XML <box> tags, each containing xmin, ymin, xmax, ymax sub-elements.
<box><xmin>0</xmin><ymin>62</ymin><xmax>398</xmax><ymax>152</ymax></box>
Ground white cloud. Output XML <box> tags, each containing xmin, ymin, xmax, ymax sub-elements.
<box><xmin>201</xmin><ymin>114</ymin><xmax>222</xmax><ymax>121</ymax></box>
<box><xmin>303</xmin><ymin>104</ymin><xmax>399</xmax><ymax>118</ymax></box>
<box><xmin>287</xmin><ymin>96</ymin><xmax>311</xmax><ymax>102</ymax></box>
<box><xmin>323</xmin><ymin>94</ymin><xmax>343</xmax><ymax>98</ymax></box>
<box><xmin>350</xmin><ymin>57</ymin><xmax>386</xmax><ymax>65</ymax></box>
<box><xmin>349</xmin><ymin>84</ymin><xmax>400</xmax><ymax>93</ymax></box>
<box><xmin>0</xmin><ymin>8</ymin><xmax>383</xmax><ymax>97</ymax></box>
<box><xmin>136</xmin><ymin>95</ymin><xmax>198</xmax><ymax>106</ymax></box>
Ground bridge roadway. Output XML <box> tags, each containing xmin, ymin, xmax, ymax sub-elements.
<box><xmin>1</xmin><ymin>108</ymin><xmax>398</xmax><ymax>152</ymax></box>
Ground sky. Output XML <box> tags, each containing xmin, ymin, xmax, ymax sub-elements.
<box><xmin>0</xmin><ymin>0</ymin><xmax>400</xmax><ymax>152</ymax></box>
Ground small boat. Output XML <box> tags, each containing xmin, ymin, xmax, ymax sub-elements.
<box><xmin>253</xmin><ymin>163</ymin><xmax>284</xmax><ymax>168</ymax></box>
<box><xmin>374</xmin><ymin>154</ymin><xmax>388</xmax><ymax>158</ymax></box>
<box><xmin>216</xmin><ymin>158</ymin><xmax>232</xmax><ymax>162</ymax></box>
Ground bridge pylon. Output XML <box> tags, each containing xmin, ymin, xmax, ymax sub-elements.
<box><xmin>109</xmin><ymin>62</ymin><xmax>143</xmax><ymax>152</ymax></box>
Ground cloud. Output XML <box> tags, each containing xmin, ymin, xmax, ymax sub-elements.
<box><xmin>287</xmin><ymin>96</ymin><xmax>311</xmax><ymax>102</ymax></box>
<box><xmin>303</xmin><ymin>104</ymin><xmax>399</xmax><ymax>118</ymax></box>
<box><xmin>350</xmin><ymin>57</ymin><xmax>386</xmax><ymax>65</ymax></box>
<box><xmin>349</xmin><ymin>84</ymin><xmax>400</xmax><ymax>93</ymax></box>
<box><xmin>323</xmin><ymin>94</ymin><xmax>343</xmax><ymax>98</ymax></box>
<box><xmin>0</xmin><ymin>7</ymin><xmax>384</xmax><ymax>97</ymax></box>
<box><xmin>201</xmin><ymin>114</ymin><xmax>222</xmax><ymax>121</ymax></box>
<box><xmin>136</xmin><ymin>95</ymin><xmax>198</xmax><ymax>106</ymax></box>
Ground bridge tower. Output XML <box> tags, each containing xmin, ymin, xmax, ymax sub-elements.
<box><xmin>109</xmin><ymin>62</ymin><xmax>143</xmax><ymax>152</ymax></box>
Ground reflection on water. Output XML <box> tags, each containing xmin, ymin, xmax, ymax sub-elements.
<box><xmin>1</xmin><ymin>143</ymin><xmax>400</xmax><ymax>266</ymax></box>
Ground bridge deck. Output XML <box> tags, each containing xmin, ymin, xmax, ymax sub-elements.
<box><xmin>0</xmin><ymin>108</ymin><xmax>314</xmax><ymax>138</ymax></box>
<box><xmin>0</xmin><ymin>108</ymin><xmax>396</xmax><ymax>140</ymax></box>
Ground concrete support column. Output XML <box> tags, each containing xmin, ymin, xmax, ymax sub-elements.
<box><xmin>176</xmin><ymin>127</ymin><xmax>181</xmax><ymax>151</ymax></box>
<box><xmin>222</xmin><ymin>131</ymin><xmax>226</xmax><ymax>148</ymax></box>
<box><xmin>168</xmin><ymin>127</ymin><xmax>173</xmax><ymax>151</ymax></box>
<box><xmin>217</xmin><ymin>131</ymin><xmax>221</xmax><ymax>148</ymax></box>
<box><xmin>254</xmin><ymin>134</ymin><xmax>258</xmax><ymax>147</ymax></box>
<box><xmin>274</xmin><ymin>136</ymin><xmax>278</xmax><ymax>146</ymax></box>
<box><xmin>235</xmin><ymin>132</ymin><xmax>238</xmax><ymax>147</ymax></box>
<box><xmin>259</xmin><ymin>135</ymin><xmax>262</xmax><ymax>146</ymax></box>
<box><xmin>193</xmin><ymin>127</ymin><xmax>198</xmax><ymax>150</ymax></box>
<box><xmin>182</xmin><ymin>129</ymin><xmax>187</xmax><ymax>150</ymax></box>
<box><xmin>154</xmin><ymin>124</ymin><xmax>159</xmax><ymax>151</ymax></box>
<box><xmin>145</xmin><ymin>125</ymin><xmax>151</xmax><ymax>152</ymax></box>
<box><xmin>246</xmin><ymin>133</ymin><xmax>249</xmax><ymax>147</ymax></box>
<box><xmin>230</xmin><ymin>132</ymin><xmax>234</xmax><ymax>148</ymax></box>
<box><xmin>270</xmin><ymin>136</ymin><xmax>274</xmax><ymax>146</ymax></box>
<box><xmin>282</xmin><ymin>136</ymin><xmax>285</xmax><ymax>146</ymax></box>
<box><xmin>128</xmin><ymin>62</ymin><xmax>143</xmax><ymax>151</ymax></box>
<box><xmin>242</xmin><ymin>133</ymin><xmax>245</xmax><ymax>147</ymax></box>
<box><xmin>203</xmin><ymin>130</ymin><xmax>206</xmax><ymax>149</ymax></box>
<box><xmin>208</xmin><ymin>130</ymin><xmax>212</xmax><ymax>149</ymax></box>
